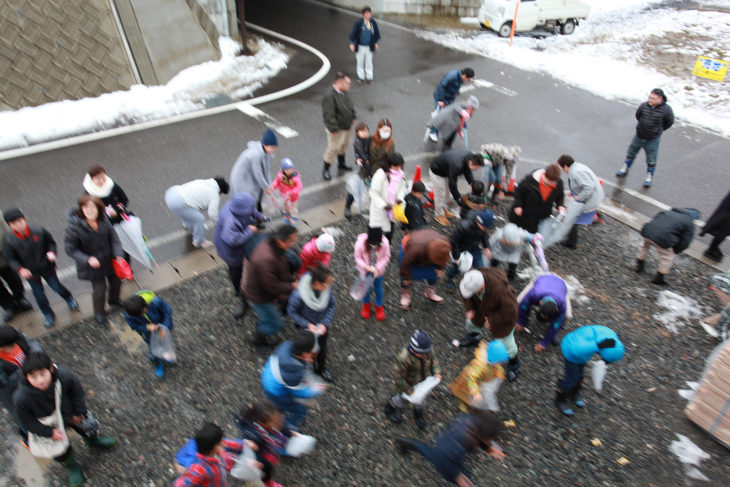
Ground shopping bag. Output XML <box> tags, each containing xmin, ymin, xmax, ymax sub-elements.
<box><xmin>28</xmin><ymin>381</ymin><xmax>70</xmax><ymax>458</ymax></box>
<box><xmin>349</xmin><ymin>274</ymin><xmax>375</xmax><ymax>301</ymax></box>
<box><xmin>112</xmin><ymin>258</ymin><xmax>134</xmax><ymax>280</ymax></box>
<box><xmin>285</xmin><ymin>434</ymin><xmax>317</xmax><ymax>457</ymax></box>
<box><xmin>150</xmin><ymin>325</ymin><xmax>176</xmax><ymax>363</ymax></box>
<box><xmin>230</xmin><ymin>445</ymin><xmax>263</xmax><ymax>482</ymax></box>
<box><xmin>346</xmin><ymin>173</ymin><xmax>370</xmax><ymax>212</ymax></box>
<box><xmin>402</xmin><ymin>376</ymin><xmax>441</xmax><ymax>406</ymax></box>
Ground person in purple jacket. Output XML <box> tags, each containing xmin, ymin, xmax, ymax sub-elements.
<box><xmin>214</xmin><ymin>193</ymin><xmax>265</xmax><ymax>319</ymax></box>
<box><xmin>514</xmin><ymin>273</ymin><xmax>571</xmax><ymax>353</ymax></box>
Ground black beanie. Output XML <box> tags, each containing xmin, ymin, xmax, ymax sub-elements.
<box><xmin>3</xmin><ymin>208</ymin><xmax>24</xmax><ymax>223</ymax></box>
<box><xmin>0</xmin><ymin>325</ymin><xmax>21</xmax><ymax>347</ymax></box>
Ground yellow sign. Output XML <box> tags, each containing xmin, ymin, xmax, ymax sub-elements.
<box><xmin>692</xmin><ymin>56</ymin><xmax>729</xmax><ymax>81</ymax></box>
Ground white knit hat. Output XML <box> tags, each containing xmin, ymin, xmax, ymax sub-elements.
<box><xmin>460</xmin><ymin>270</ymin><xmax>485</xmax><ymax>299</ymax></box>
<box><xmin>315</xmin><ymin>233</ymin><xmax>335</xmax><ymax>253</ymax></box>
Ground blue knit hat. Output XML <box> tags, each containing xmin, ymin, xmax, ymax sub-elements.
<box><xmin>486</xmin><ymin>340</ymin><xmax>509</xmax><ymax>364</ymax></box>
<box><xmin>261</xmin><ymin>128</ymin><xmax>278</xmax><ymax>147</ymax></box>
<box><xmin>408</xmin><ymin>330</ymin><xmax>432</xmax><ymax>354</ymax></box>
<box><xmin>281</xmin><ymin>158</ymin><xmax>294</xmax><ymax>170</ymax></box>
<box><xmin>475</xmin><ymin>209</ymin><xmax>495</xmax><ymax>229</ymax></box>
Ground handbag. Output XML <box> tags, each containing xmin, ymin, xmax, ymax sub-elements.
<box><xmin>112</xmin><ymin>258</ymin><xmax>134</xmax><ymax>280</ymax></box>
<box><xmin>28</xmin><ymin>380</ymin><xmax>70</xmax><ymax>458</ymax></box>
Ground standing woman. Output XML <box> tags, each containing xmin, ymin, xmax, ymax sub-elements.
<box><xmin>83</xmin><ymin>166</ymin><xmax>129</xmax><ymax>225</ymax></box>
<box><xmin>369</xmin><ymin>152</ymin><xmax>408</xmax><ymax>241</ymax></box>
<box><xmin>369</xmin><ymin>119</ymin><xmax>395</xmax><ymax>176</ymax></box>
<box><xmin>65</xmin><ymin>196</ymin><xmax>124</xmax><ymax>324</ymax></box>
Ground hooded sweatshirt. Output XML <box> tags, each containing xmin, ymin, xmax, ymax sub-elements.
<box><xmin>230</xmin><ymin>141</ymin><xmax>273</xmax><ymax>199</ymax></box>
<box><xmin>214</xmin><ymin>194</ymin><xmax>264</xmax><ymax>267</ymax></box>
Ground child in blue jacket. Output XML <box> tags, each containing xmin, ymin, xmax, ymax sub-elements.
<box><xmin>261</xmin><ymin>330</ymin><xmax>327</xmax><ymax>428</ymax></box>
<box><xmin>123</xmin><ymin>290</ymin><xmax>174</xmax><ymax>378</ymax></box>
<box><xmin>556</xmin><ymin>325</ymin><xmax>625</xmax><ymax>416</ymax></box>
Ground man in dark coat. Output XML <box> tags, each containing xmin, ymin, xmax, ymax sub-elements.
<box><xmin>700</xmin><ymin>190</ymin><xmax>730</xmax><ymax>262</ymax></box>
<box><xmin>428</xmin><ymin>67</ymin><xmax>475</xmax><ymax>141</ymax></box>
<box><xmin>4</xmin><ymin>208</ymin><xmax>79</xmax><ymax>327</ymax></box>
<box><xmin>0</xmin><ymin>211</ymin><xmax>32</xmax><ymax>323</ymax></box>
<box><xmin>0</xmin><ymin>325</ymin><xmax>42</xmax><ymax>436</ymax></box>
<box><xmin>509</xmin><ymin>164</ymin><xmax>565</xmax><ymax>233</ymax></box>
<box><xmin>636</xmin><ymin>207</ymin><xmax>698</xmax><ymax>285</ymax></box>
<box><xmin>321</xmin><ymin>71</ymin><xmax>356</xmax><ymax>180</ymax></box>
<box><xmin>429</xmin><ymin>150</ymin><xmax>485</xmax><ymax>226</ymax></box>
<box><xmin>242</xmin><ymin>225</ymin><xmax>299</xmax><ymax>346</ymax></box>
<box><xmin>348</xmin><ymin>6</ymin><xmax>381</xmax><ymax>83</ymax></box>
<box><xmin>616</xmin><ymin>88</ymin><xmax>674</xmax><ymax>187</ymax></box>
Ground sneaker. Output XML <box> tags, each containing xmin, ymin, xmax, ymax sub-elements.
<box><xmin>42</xmin><ymin>314</ymin><xmax>55</xmax><ymax>328</ymax></box>
<box><xmin>15</xmin><ymin>298</ymin><xmax>33</xmax><ymax>311</ymax></box>
<box><xmin>154</xmin><ymin>361</ymin><xmax>165</xmax><ymax>378</ymax></box>
<box><xmin>195</xmin><ymin>239</ymin><xmax>214</xmax><ymax>249</ymax></box>
<box><xmin>67</xmin><ymin>298</ymin><xmax>80</xmax><ymax>311</ymax></box>
<box><xmin>443</xmin><ymin>208</ymin><xmax>455</xmax><ymax>218</ymax></box>
<box><xmin>507</xmin><ymin>369</ymin><xmax>519</xmax><ymax>382</ymax></box>
<box><xmin>643</xmin><ymin>172</ymin><xmax>653</xmax><ymax>188</ymax></box>
<box><xmin>556</xmin><ymin>400</ymin><xmax>574</xmax><ymax>416</ymax></box>
<box><xmin>318</xmin><ymin>369</ymin><xmax>334</xmax><ymax>383</ymax></box>
<box><xmin>429</xmin><ymin>132</ymin><xmax>439</xmax><ymax>143</ymax></box>
<box><xmin>616</xmin><ymin>163</ymin><xmax>629</xmax><ymax>177</ymax></box>
<box><xmin>383</xmin><ymin>402</ymin><xmax>403</xmax><ymax>424</ymax></box>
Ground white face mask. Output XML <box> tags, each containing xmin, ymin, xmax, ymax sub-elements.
<box><xmin>379</xmin><ymin>128</ymin><xmax>391</xmax><ymax>139</ymax></box>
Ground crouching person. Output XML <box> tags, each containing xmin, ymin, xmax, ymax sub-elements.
<box><xmin>13</xmin><ymin>352</ymin><xmax>115</xmax><ymax>487</ymax></box>
<box><xmin>123</xmin><ymin>290</ymin><xmax>175</xmax><ymax>378</ymax></box>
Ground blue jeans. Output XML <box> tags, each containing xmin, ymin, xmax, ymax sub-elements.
<box><xmin>399</xmin><ymin>246</ymin><xmax>437</xmax><ymax>286</ymax></box>
<box><xmin>250</xmin><ymin>301</ymin><xmax>285</xmax><ymax>336</ymax></box>
<box><xmin>446</xmin><ymin>248</ymin><xmax>484</xmax><ymax>279</ymax></box>
<box><xmin>266</xmin><ymin>393</ymin><xmax>308</xmax><ymax>428</ymax></box>
<box><xmin>362</xmin><ymin>275</ymin><xmax>384</xmax><ymax>307</ymax></box>
<box><xmin>27</xmin><ymin>272</ymin><xmax>72</xmax><ymax>317</ymax></box>
<box><xmin>558</xmin><ymin>359</ymin><xmax>585</xmax><ymax>392</ymax></box>
<box><xmin>483</xmin><ymin>163</ymin><xmax>505</xmax><ymax>186</ymax></box>
<box><xmin>626</xmin><ymin>135</ymin><xmax>661</xmax><ymax>167</ymax></box>
<box><xmin>165</xmin><ymin>186</ymin><xmax>206</xmax><ymax>245</ymax></box>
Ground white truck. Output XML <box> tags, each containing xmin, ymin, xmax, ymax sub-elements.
<box><xmin>478</xmin><ymin>0</ymin><xmax>591</xmax><ymax>37</ymax></box>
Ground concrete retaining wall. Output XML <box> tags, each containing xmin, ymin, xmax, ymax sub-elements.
<box><xmin>325</xmin><ymin>0</ymin><xmax>483</xmax><ymax>16</ymax></box>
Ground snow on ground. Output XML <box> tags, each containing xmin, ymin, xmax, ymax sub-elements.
<box><xmin>427</xmin><ymin>0</ymin><xmax>730</xmax><ymax>136</ymax></box>
<box><xmin>0</xmin><ymin>38</ymin><xmax>288</xmax><ymax>151</ymax></box>
<box><xmin>669</xmin><ymin>433</ymin><xmax>712</xmax><ymax>482</ymax></box>
<box><xmin>678</xmin><ymin>380</ymin><xmax>699</xmax><ymax>400</ymax></box>
<box><xmin>653</xmin><ymin>289</ymin><xmax>703</xmax><ymax>333</ymax></box>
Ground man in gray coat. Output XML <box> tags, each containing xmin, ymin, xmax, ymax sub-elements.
<box><xmin>321</xmin><ymin>71</ymin><xmax>356</xmax><ymax>180</ymax></box>
<box><xmin>229</xmin><ymin>129</ymin><xmax>278</xmax><ymax>209</ymax></box>
<box><xmin>427</xmin><ymin>95</ymin><xmax>479</xmax><ymax>149</ymax></box>
<box><xmin>545</xmin><ymin>155</ymin><xmax>604</xmax><ymax>249</ymax></box>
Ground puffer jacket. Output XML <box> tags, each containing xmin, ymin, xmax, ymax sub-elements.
<box><xmin>561</xmin><ymin>325</ymin><xmax>625</xmax><ymax>365</ymax></box>
<box><xmin>297</xmin><ymin>237</ymin><xmax>333</xmax><ymax>278</ymax></box>
<box><xmin>261</xmin><ymin>341</ymin><xmax>322</xmax><ymax>400</ymax></box>
<box><xmin>641</xmin><ymin>208</ymin><xmax>696</xmax><ymax>253</ymax></box>
<box><xmin>242</xmin><ymin>237</ymin><xmax>296</xmax><ymax>304</ymax></box>
<box><xmin>450</xmin><ymin>211</ymin><xmax>490</xmax><ymax>257</ymax></box>
<box><xmin>433</xmin><ymin>69</ymin><xmax>464</xmax><ymax>105</ymax></box>
<box><xmin>509</xmin><ymin>169</ymin><xmax>565</xmax><ymax>233</ymax></box>
<box><xmin>64</xmin><ymin>212</ymin><xmax>123</xmax><ymax>281</ymax></box>
<box><xmin>635</xmin><ymin>100</ymin><xmax>674</xmax><ymax>140</ymax></box>
<box><xmin>214</xmin><ymin>193</ymin><xmax>264</xmax><ymax>267</ymax></box>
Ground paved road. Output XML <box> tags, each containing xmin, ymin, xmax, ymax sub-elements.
<box><xmin>0</xmin><ymin>0</ymin><xmax>727</xmax><ymax>299</ymax></box>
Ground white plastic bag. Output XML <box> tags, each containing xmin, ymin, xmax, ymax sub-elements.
<box><xmin>402</xmin><ymin>376</ymin><xmax>441</xmax><ymax>406</ymax></box>
<box><xmin>230</xmin><ymin>445</ymin><xmax>263</xmax><ymax>482</ymax></box>
<box><xmin>149</xmin><ymin>325</ymin><xmax>176</xmax><ymax>362</ymax></box>
<box><xmin>458</xmin><ymin>251</ymin><xmax>474</xmax><ymax>274</ymax></box>
<box><xmin>261</xmin><ymin>192</ymin><xmax>285</xmax><ymax>219</ymax></box>
<box><xmin>474</xmin><ymin>377</ymin><xmax>503</xmax><ymax>412</ymax></box>
<box><xmin>349</xmin><ymin>273</ymin><xmax>375</xmax><ymax>301</ymax></box>
<box><xmin>345</xmin><ymin>173</ymin><xmax>370</xmax><ymax>212</ymax></box>
<box><xmin>592</xmin><ymin>359</ymin><xmax>607</xmax><ymax>393</ymax></box>
<box><xmin>285</xmin><ymin>434</ymin><xmax>317</xmax><ymax>457</ymax></box>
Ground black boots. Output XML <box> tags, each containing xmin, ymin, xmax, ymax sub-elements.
<box><xmin>383</xmin><ymin>400</ymin><xmax>403</xmax><ymax>424</ymax></box>
<box><xmin>635</xmin><ymin>258</ymin><xmax>645</xmax><ymax>273</ymax></box>
<box><xmin>413</xmin><ymin>407</ymin><xmax>426</xmax><ymax>430</ymax></box>
<box><xmin>337</xmin><ymin>154</ymin><xmax>352</xmax><ymax>171</ymax></box>
<box><xmin>322</xmin><ymin>161</ymin><xmax>332</xmax><ymax>180</ymax></box>
<box><xmin>652</xmin><ymin>272</ymin><xmax>667</xmax><ymax>286</ymax></box>
<box><xmin>704</xmin><ymin>246</ymin><xmax>723</xmax><ymax>263</ymax></box>
<box><xmin>345</xmin><ymin>193</ymin><xmax>355</xmax><ymax>219</ymax></box>
<box><xmin>394</xmin><ymin>437</ymin><xmax>419</xmax><ymax>455</ymax></box>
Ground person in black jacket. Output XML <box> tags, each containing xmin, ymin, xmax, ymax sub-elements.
<box><xmin>82</xmin><ymin>165</ymin><xmax>130</xmax><ymax>225</ymax></box>
<box><xmin>429</xmin><ymin>150</ymin><xmax>484</xmax><ymax>226</ymax></box>
<box><xmin>13</xmin><ymin>352</ymin><xmax>114</xmax><ymax>486</ymax></box>
<box><xmin>3</xmin><ymin>209</ymin><xmax>79</xmax><ymax>328</ymax></box>
<box><xmin>616</xmin><ymin>88</ymin><xmax>674</xmax><ymax>187</ymax></box>
<box><xmin>446</xmin><ymin>209</ymin><xmax>494</xmax><ymax>285</ymax></box>
<box><xmin>636</xmin><ymin>207</ymin><xmax>698</xmax><ymax>285</ymax></box>
<box><xmin>700</xmin><ymin>190</ymin><xmax>730</xmax><ymax>262</ymax></box>
<box><xmin>403</xmin><ymin>181</ymin><xmax>428</xmax><ymax>231</ymax></box>
<box><xmin>64</xmin><ymin>195</ymin><xmax>124</xmax><ymax>324</ymax></box>
<box><xmin>0</xmin><ymin>211</ymin><xmax>33</xmax><ymax>324</ymax></box>
<box><xmin>509</xmin><ymin>164</ymin><xmax>565</xmax><ymax>233</ymax></box>
<box><xmin>0</xmin><ymin>325</ymin><xmax>42</xmax><ymax>438</ymax></box>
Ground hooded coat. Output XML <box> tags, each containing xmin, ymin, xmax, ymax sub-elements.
<box><xmin>230</xmin><ymin>141</ymin><xmax>273</xmax><ymax>200</ymax></box>
<box><xmin>214</xmin><ymin>194</ymin><xmax>264</xmax><ymax>267</ymax></box>
<box><xmin>509</xmin><ymin>169</ymin><xmax>565</xmax><ymax>233</ymax></box>
<box><xmin>369</xmin><ymin>167</ymin><xmax>408</xmax><ymax>232</ymax></box>
<box><xmin>64</xmin><ymin>212</ymin><xmax>123</xmax><ymax>281</ymax></box>
<box><xmin>561</xmin><ymin>325</ymin><xmax>624</xmax><ymax>365</ymax></box>
<box><xmin>297</xmin><ymin>237</ymin><xmax>333</xmax><ymax>278</ymax></box>
<box><xmin>450</xmin><ymin>211</ymin><xmax>491</xmax><ymax>257</ymax></box>
<box><xmin>641</xmin><ymin>208</ymin><xmax>697</xmax><ymax>253</ymax></box>
<box><xmin>462</xmin><ymin>268</ymin><xmax>517</xmax><ymax>339</ymax></box>
<box><xmin>242</xmin><ymin>237</ymin><xmax>296</xmax><ymax>304</ymax></box>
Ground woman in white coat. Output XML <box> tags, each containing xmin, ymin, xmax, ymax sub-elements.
<box><xmin>369</xmin><ymin>152</ymin><xmax>408</xmax><ymax>241</ymax></box>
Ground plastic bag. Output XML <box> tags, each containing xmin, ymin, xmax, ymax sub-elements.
<box><xmin>285</xmin><ymin>434</ymin><xmax>317</xmax><ymax>457</ymax></box>
<box><xmin>150</xmin><ymin>325</ymin><xmax>176</xmax><ymax>363</ymax></box>
<box><xmin>474</xmin><ymin>378</ymin><xmax>503</xmax><ymax>411</ymax></box>
<box><xmin>345</xmin><ymin>173</ymin><xmax>369</xmax><ymax>212</ymax></box>
<box><xmin>402</xmin><ymin>376</ymin><xmax>441</xmax><ymax>406</ymax></box>
<box><xmin>230</xmin><ymin>445</ymin><xmax>263</xmax><ymax>482</ymax></box>
<box><xmin>458</xmin><ymin>251</ymin><xmax>473</xmax><ymax>274</ymax></box>
<box><xmin>393</xmin><ymin>203</ymin><xmax>408</xmax><ymax>224</ymax></box>
<box><xmin>261</xmin><ymin>193</ymin><xmax>285</xmax><ymax>219</ymax></box>
<box><xmin>112</xmin><ymin>258</ymin><xmax>134</xmax><ymax>280</ymax></box>
<box><xmin>592</xmin><ymin>359</ymin><xmax>607</xmax><ymax>392</ymax></box>
<box><xmin>349</xmin><ymin>274</ymin><xmax>375</xmax><ymax>301</ymax></box>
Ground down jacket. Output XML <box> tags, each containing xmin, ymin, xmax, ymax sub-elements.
<box><xmin>242</xmin><ymin>237</ymin><xmax>296</xmax><ymax>304</ymax></box>
<box><xmin>561</xmin><ymin>325</ymin><xmax>625</xmax><ymax>365</ymax></box>
<box><xmin>635</xmin><ymin>100</ymin><xmax>674</xmax><ymax>140</ymax></box>
<box><xmin>641</xmin><ymin>208</ymin><xmax>696</xmax><ymax>253</ymax></box>
<box><xmin>64</xmin><ymin>212</ymin><xmax>123</xmax><ymax>281</ymax></box>
<box><xmin>461</xmin><ymin>268</ymin><xmax>517</xmax><ymax>339</ymax></box>
<box><xmin>214</xmin><ymin>193</ymin><xmax>264</xmax><ymax>267</ymax></box>
<box><xmin>261</xmin><ymin>341</ymin><xmax>322</xmax><ymax>401</ymax></box>
<box><xmin>433</xmin><ymin>69</ymin><xmax>465</xmax><ymax>105</ymax></box>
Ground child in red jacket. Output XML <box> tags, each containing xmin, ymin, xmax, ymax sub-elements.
<box><xmin>297</xmin><ymin>233</ymin><xmax>335</xmax><ymax>278</ymax></box>
<box><xmin>270</xmin><ymin>159</ymin><xmax>302</xmax><ymax>225</ymax></box>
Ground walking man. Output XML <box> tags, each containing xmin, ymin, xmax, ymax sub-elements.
<box><xmin>616</xmin><ymin>88</ymin><xmax>674</xmax><ymax>187</ymax></box>
<box><xmin>322</xmin><ymin>72</ymin><xmax>356</xmax><ymax>180</ymax></box>
<box><xmin>349</xmin><ymin>6</ymin><xmax>380</xmax><ymax>84</ymax></box>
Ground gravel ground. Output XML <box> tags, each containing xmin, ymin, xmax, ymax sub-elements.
<box><xmin>1</xmin><ymin>201</ymin><xmax>728</xmax><ymax>487</ymax></box>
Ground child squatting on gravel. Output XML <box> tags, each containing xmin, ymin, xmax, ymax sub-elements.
<box><xmin>383</xmin><ymin>330</ymin><xmax>442</xmax><ymax>430</ymax></box>
<box><xmin>394</xmin><ymin>410</ymin><xmax>506</xmax><ymax>487</ymax></box>
<box><xmin>449</xmin><ymin>340</ymin><xmax>509</xmax><ymax>413</ymax></box>
<box><xmin>123</xmin><ymin>290</ymin><xmax>174</xmax><ymax>378</ymax></box>
<box><xmin>13</xmin><ymin>352</ymin><xmax>115</xmax><ymax>487</ymax></box>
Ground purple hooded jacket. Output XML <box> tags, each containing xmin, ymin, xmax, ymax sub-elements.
<box><xmin>214</xmin><ymin>193</ymin><xmax>264</xmax><ymax>266</ymax></box>
<box><xmin>516</xmin><ymin>273</ymin><xmax>568</xmax><ymax>347</ymax></box>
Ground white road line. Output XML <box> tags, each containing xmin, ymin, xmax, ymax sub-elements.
<box><xmin>462</xmin><ymin>79</ymin><xmax>517</xmax><ymax>97</ymax></box>
<box><xmin>236</xmin><ymin>104</ymin><xmax>299</xmax><ymax>138</ymax></box>
<box><xmin>0</xmin><ymin>23</ymin><xmax>329</xmax><ymax>161</ymax></box>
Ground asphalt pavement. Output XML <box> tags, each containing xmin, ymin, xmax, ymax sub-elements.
<box><xmin>0</xmin><ymin>0</ymin><xmax>728</xmax><ymax>300</ymax></box>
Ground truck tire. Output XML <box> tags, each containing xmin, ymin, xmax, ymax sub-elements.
<box><xmin>560</xmin><ymin>19</ymin><xmax>576</xmax><ymax>35</ymax></box>
<box><xmin>498</xmin><ymin>22</ymin><xmax>512</xmax><ymax>38</ymax></box>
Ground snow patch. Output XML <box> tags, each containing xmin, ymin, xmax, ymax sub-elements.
<box><xmin>564</xmin><ymin>275</ymin><xmax>589</xmax><ymax>304</ymax></box>
<box><xmin>0</xmin><ymin>37</ymin><xmax>289</xmax><ymax>151</ymax></box>
<box><xmin>322</xmin><ymin>227</ymin><xmax>346</xmax><ymax>238</ymax></box>
<box><xmin>653</xmin><ymin>290</ymin><xmax>703</xmax><ymax>333</ymax></box>
<box><xmin>669</xmin><ymin>434</ymin><xmax>711</xmax><ymax>482</ymax></box>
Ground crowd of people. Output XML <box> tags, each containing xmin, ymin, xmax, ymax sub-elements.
<box><xmin>0</xmin><ymin>50</ymin><xmax>728</xmax><ymax>487</ymax></box>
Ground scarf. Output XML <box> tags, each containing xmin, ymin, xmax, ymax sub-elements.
<box><xmin>298</xmin><ymin>273</ymin><xmax>331</xmax><ymax>311</ymax></box>
<box><xmin>385</xmin><ymin>168</ymin><xmax>404</xmax><ymax>219</ymax></box>
<box><xmin>83</xmin><ymin>173</ymin><xmax>114</xmax><ymax>198</ymax></box>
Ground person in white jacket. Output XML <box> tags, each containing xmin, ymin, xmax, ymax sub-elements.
<box><xmin>544</xmin><ymin>155</ymin><xmax>604</xmax><ymax>249</ymax></box>
<box><xmin>165</xmin><ymin>178</ymin><xmax>229</xmax><ymax>248</ymax></box>
<box><xmin>368</xmin><ymin>152</ymin><xmax>408</xmax><ymax>241</ymax></box>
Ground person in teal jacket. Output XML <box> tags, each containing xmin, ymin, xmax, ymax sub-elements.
<box><xmin>123</xmin><ymin>291</ymin><xmax>174</xmax><ymax>378</ymax></box>
<box><xmin>556</xmin><ymin>325</ymin><xmax>624</xmax><ymax>416</ymax></box>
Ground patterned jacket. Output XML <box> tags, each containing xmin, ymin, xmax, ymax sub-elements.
<box><xmin>394</xmin><ymin>347</ymin><xmax>441</xmax><ymax>394</ymax></box>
